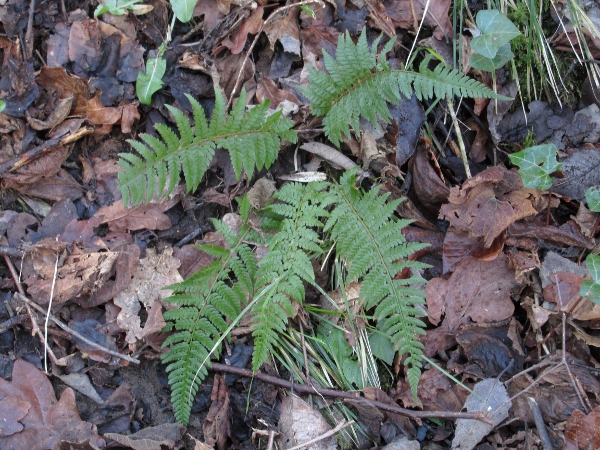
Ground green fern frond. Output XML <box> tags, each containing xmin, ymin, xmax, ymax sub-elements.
<box><xmin>251</xmin><ymin>182</ymin><xmax>336</xmax><ymax>372</ymax></box>
<box><xmin>118</xmin><ymin>89</ymin><xmax>297</xmax><ymax>205</ymax></box>
<box><xmin>161</xmin><ymin>215</ymin><xmax>257</xmax><ymax>425</ymax></box>
<box><xmin>326</xmin><ymin>168</ymin><xmax>430</xmax><ymax>398</ymax></box>
<box><xmin>303</xmin><ymin>29</ymin><xmax>509</xmax><ymax>146</ymax></box>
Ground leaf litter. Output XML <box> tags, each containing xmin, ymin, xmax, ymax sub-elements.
<box><xmin>0</xmin><ymin>0</ymin><xmax>600</xmax><ymax>448</ymax></box>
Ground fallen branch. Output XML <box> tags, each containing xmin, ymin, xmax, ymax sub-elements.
<box><xmin>209</xmin><ymin>362</ymin><xmax>493</xmax><ymax>424</ymax></box>
<box><xmin>15</xmin><ymin>293</ymin><xmax>140</xmax><ymax>365</ymax></box>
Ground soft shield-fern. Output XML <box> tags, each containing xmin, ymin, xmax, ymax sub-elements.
<box><xmin>161</xmin><ymin>208</ymin><xmax>258</xmax><ymax>425</ymax></box>
<box><xmin>303</xmin><ymin>29</ymin><xmax>508</xmax><ymax>147</ymax></box>
<box><xmin>326</xmin><ymin>169</ymin><xmax>430</xmax><ymax>399</ymax></box>
<box><xmin>118</xmin><ymin>88</ymin><xmax>297</xmax><ymax>205</ymax></box>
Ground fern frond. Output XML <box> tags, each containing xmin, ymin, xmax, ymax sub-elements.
<box><xmin>161</xmin><ymin>217</ymin><xmax>257</xmax><ymax>425</ymax></box>
<box><xmin>302</xmin><ymin>28</ymin><xmax>510</xmax><ymax>146</ymax></box>
<box><xmin>326</xmin><ymin>168</ymin><xmax>430</xmax><ymax>397</ymax></box>
<box><xmin>251</xmin><ymin>182</ymin><xmax>335</xmax><ymax>372</ymax></box>
<box><xmin>118</xmin><ymin>89</ymin><xmax>297</xmax><ymax>205</ymax></box>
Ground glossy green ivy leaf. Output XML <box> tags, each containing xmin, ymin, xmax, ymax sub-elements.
<box><xmin>136</xmin><ymin>57</ymin><xmax>166</xmax><ymax>105</ymax></box>
<box><xmin>580</xmin><ymin>254</ymin><xmax>600</xmax><ymax>305</ymax></box>
<box><xmin>94</xmin><ymin>0</ymin><xmax>143</xmax><ymax>17</ymax></box>
<box><xmin>170</xmin><ymin>0</ymin><xmax>198</xmax><ymax>23</ymax></box>
<box><xmin>470</xmin><ymin>43</ymin><xmax>514</xmax><ymax>71</ymax></box>
<box><xmin>585</xmin><ymin>186</ymin><xmax>600</xmax><ymax>212</ymax></box>
<box><xmin>508</xmin><ymin>143</ymin><xmax>561</xmax><ymax>190</ymax></box>
<box><xmin>471</xmin><ymin>10</ymin><xmax>520</xmax><ymax>59</ymax></box>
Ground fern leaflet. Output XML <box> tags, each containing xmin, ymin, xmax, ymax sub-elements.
<box><xmin>303</xmin><ymin>29</ymin><xmax>509</xmax><ymax>146</ymax></box>
<box><xmin>118</xmin><ymin>88</ymin><xmax>297</xmax><ymax>205</ymax></box>
<box><xmin>326</xmin><ymin>168</ymin><xmax>430</xmax><ymax>399</ymax></box>
<box><xmin>250</xmin><ymin>181</ymin><xmax>336</xmax><ymax>371</ymax></box>
<box><xmin>161</xmin><ymin>209</ymin><xmax>258</xmax><ymax>425</ymax></box>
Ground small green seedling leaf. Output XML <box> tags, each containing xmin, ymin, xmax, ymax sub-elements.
<box><xmin>170</xmin><ymin>0</ymin><xmax>198</xmax><ymax>23</ymax></box>
<box><xmin>299</xmin><ymin>4</ymin><xmax>316</xmax><ymax>18</ymax></box>
<box><xmin>136</xmin><ymin>57</ymin><xmax>166</xmax><ymax>105</ymax></box>
<box><xmin>94</xmin><ymin>0</ymin><xmax>144</xmax><ymax>17</ymax></box>
<box><xmin>471</xmin><ymin>10</ymin><xmax>520</xmax><ymax>59</ymax></box>
<box><xmin>580</xmin><ymin>254</ymin><xmax>600</xmax><ymax>305</ymax></box>
<box><xmin>0</xmin><ymin>100</ymin><xmax>5</xmax><ymax>113</ymax></box>
<box><xmin>470</xmin><ymin>43</ymin><xmax>514</xmax><ymax>71</ymax></box>
<box><xmin>585</xmin><ymin>186</ymin><xmax>600</xmax><ymax>212</ymax></box>
<box><xmin>369</xmin><ymin>332</ymin><xmax>395</xmax><ymax>365</ymax></box>
<box><xmin>508</xmin><ymin>143</ymin><xmax>561</xmax><ymax>191</ymax></box>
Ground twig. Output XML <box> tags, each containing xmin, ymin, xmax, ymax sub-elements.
<box><xmin>226</xmin><ymin>0</ymin><xmax>324</xmax><ymax>110</ymax></box>
<box><xmin>209</xmin><ymin>362</ymin><xmax>493</xmax><ymax>423</ymax></box>
<box><xmin>527</xmin><ymin>397</ymin><xmax>554</xmax><ymax>450</ymax></box>
<box><xmin>445</xmin><ymin>96</ymin><xmax>471</xmax><ymax>178</ymax></box>
<box><xmin>44</xmin><ymin>246</ymin><xmax>60</xmax><ymax>373</ymax></box>
<box><xmin>25</xmin><ymin>0</ymin><xmax>35</xmax><ymax>59</ymax></box>
<box><xmin>265</xmin><ymin>429</ymin><xmax>275</xmax><ymax>450</ymax></box>
<box><xmin>15</xmin><ymin>293</ymin><xmax>140</xmax><ymax>364</ymax></box>
<box><xmin>0</xmin><ymin>126</ymin><xmax>93</xmax><ymax>175</ymax></box>
<box><xmin>0</xmin><ymin>245</ymin><xmax>28</xmax><ymax>258</ymax></box>
<box><xmin>286</xmin><ymin>419</ymin><xmax>355</xmax><ymax>450</ymax></box>
<box><xmin>3</xmin><ymin>254</ymin><xmax>59</xmax><ymax>366</ymax></box>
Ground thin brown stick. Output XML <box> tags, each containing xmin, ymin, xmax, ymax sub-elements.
<box><xmin>209</xmin><ymin>362</ymin><xmax>493</xmax><ymax>423</ymax></box>
<box><xmin>15</xmin><ymin>293</ymin><xmax>140</xmax><ymax>365</ymax></box>
<box><xmin>226</xmin><ymin>0</ymin><xmax>324</xmax><ymax>110</ymax></box>
<box><xmin>3</xmin><ymin>254</ymin><xmax>59</xmax><ymax>366</ymax></box>
<box><xmin>25</xmin><ymin>0</ymin><xmax>35</xmax><ymax>59</ymax></box>
<box><xmin>0</xmin><ymin>126</ymin><xmax>93</xmax><ymax>175</ymax></box>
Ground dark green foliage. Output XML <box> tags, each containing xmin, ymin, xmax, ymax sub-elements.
<box><xmin>161</xmin><ymin>204</ymin><xmax>258</xmax><ymax>425</ymax></box>
<box><xmin>118</xmin><ymin>88</ymin><xmax>297</xmax><ymax>205</ymax></box>
<box><xmin>251</xmin><ymin>182</ymin><xmax>336</xmax><ymax>371</ymax></box>
<box><xmin>302</xmin><ymin>29</ymin><xmax>508</xmax><ymax>146</ymax></box>
<box><xmin>326</xmin><ymin>169</ymin><xmax>429</xmax><ymax>398</ymax></box>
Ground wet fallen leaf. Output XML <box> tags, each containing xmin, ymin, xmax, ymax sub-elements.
<box><xmin>0</xmin><ymin>359</ymin><xmax>105</xmax><ymax>449</ymax></box>
<box><xmin>256</xmin><ymin>77</ymin><xmax>300</xmax><ymax>108</ymax></box>
<box><xmin>425</xmin><ymin>254</ymin><xmax>516</xmax><ymax>330</ymax></box>
<box><xmin>439</xmin><ymin>166</ymin><xmax>537</xmax><ymax>247</ymax></box>
<box><xmin>113</xmin><ymin>247</ymin><xmax>183</xmax><ymax>348</ymax></box>
<box><xmin>105</xmin><ymin>423</ymin><xmax>184</xmax><ymax>450</ymax></box>
<box><xmin>223</xmin><ymin>6</ymin><xmax>264</xmax><ymax>55</ymax></box>
<box><xmin>263</xmin><ymin>7</ymin><xmax>301</xmax><ymax>55</ymax></box>
<box><xmin>277</xmin><ymin>394</ymin><xmax>337</xmax><ymax>450</ymax></box>
<box><xmin>564</xmin><ymin>406</ymin><xmax>600</xmax><ymax>450</ymax></box>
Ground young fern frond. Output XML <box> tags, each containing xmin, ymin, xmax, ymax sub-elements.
<box><xmin>250</xmin><ymin>182</ymin><xmax>336</xmax><ymax>371</ymax></box>
<box><xmin>161</xmin><ymin>210</ymin><xmax>258</xmax><ymax>425</ymax></box>
<box><xmin>303</xmin><ymin>29</ymin><xmax>509</xmax><ymax>147</ymax></box>
<box><xmin>118</xmin><ymin>88</ymin><xmax>297</xmax><ymax>205</ymax></box>
<box><xmin>326</xmin><ymin>168</ymin><xmax>430</xmax><ymax>399</ymax></box>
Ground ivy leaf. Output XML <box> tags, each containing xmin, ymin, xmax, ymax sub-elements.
<box><xmin>470</xmin><ymin>43</ymin><xmax>514</xmax><ymax>71</ymax></box>
<box><xmin>170</xmin><ymin>0</ymin><xmax>198</xmax><ymax>23</ymax></box>
<box><xmin>580</xmin><ymin>254</ymin><xmax>600</xmax><ymax>305</ymax></box>
<box><xmin>94</xmin><ymin>0</ymin><xmax>143</xmax><ymax>17</ymax></box>
<box><xmin>585</xmin><ymin>186</ymin><xmax>600</xmax><ymax>212</ymax></box>
<box><xmin>471</xmin><ymin>10</ymin><xmax>520</xmax><ymax>59</ymax></box>
<box><xmin>136</xmin><ymin>57</ymin><xmax>166</xmax><ymax>105</ymax></box>
<box><xmin>508</xmin><ymin>143</ymin><xmax>561</xmax><ymax>190</ymax></box>
<box><xmin>369</xmin><ymin>332</ymin><xmax>395</xmax><ymax>365</ymax></box>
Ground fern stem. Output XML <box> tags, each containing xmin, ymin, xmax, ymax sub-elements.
<box><xmin>446</xmin><ymin>95</ymin><xmax>471</xmax><ymax>178</ymax></box>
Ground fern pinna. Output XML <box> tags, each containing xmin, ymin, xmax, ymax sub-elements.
<box><xmin>251</xmin><ymin>181</ymin><xmax>336</xmax><ymax>372</ymax></box>
<box><xmin>161</xmin><ymin>209</ymin><xmax>258</xmax><ymax>425</ymax></box>
<box><xmin>118</xmin><ymin>89</ymin><xmax>297</xmax><ymax>205</ymax></box>
<box><xmin>302</xmin><ymin>29</ymin><xmax>507</xmax><ymax>147</ymax></box>
<box><xmin>327</xmin><ymin>169</ymin><xmax>430</xmax><ymax>399</ymax></box>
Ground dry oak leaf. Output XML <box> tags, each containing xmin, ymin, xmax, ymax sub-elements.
<box><xmin>0</xmin><ymin>359</ymin><xmax>105</xmax><ymax>449</ymax></box>
<box><xmin>565</xmin><ymin>406</ymin><xmax>600</xmax><ymax>449</ymax></box>
<box><xmin>425</xmin><ymin>253</ymin><xmax>516</xmax><ymax>331</ymax></box>
<box><xmin>439</xmin><ymin>166</ymin><xmax>537</xmax><ymax>248</ymax></box>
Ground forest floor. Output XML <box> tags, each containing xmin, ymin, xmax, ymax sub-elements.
<box><xmin>0</xmin><ymin>0</ymin><xmax>600</xmax><ymax>449</ymax></box>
